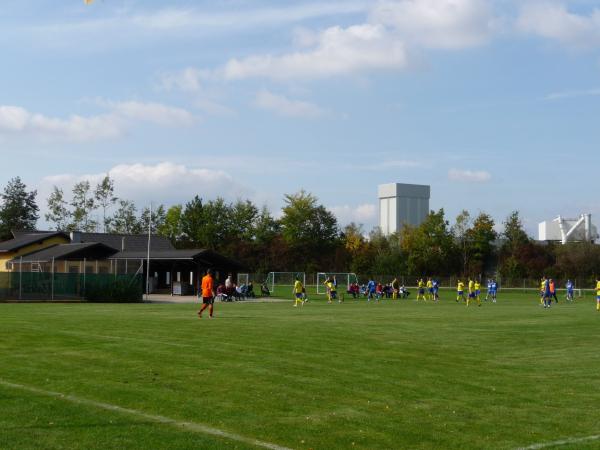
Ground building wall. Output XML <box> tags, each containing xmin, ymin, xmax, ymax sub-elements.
<box><xmin>0</xmin><ymin>236</ymin><xmax>70</xmax><ymax>272</ymax></box>
<box><xmin>378</xmin><ymin>183</ymin><xmax>430</xmax><ymax>235</ymax></box>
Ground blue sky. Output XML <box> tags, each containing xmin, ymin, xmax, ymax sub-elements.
<box><xmin>1</xmin><ymin>0</ymin><xmax>600</xmax><ymax>235</ymax></box>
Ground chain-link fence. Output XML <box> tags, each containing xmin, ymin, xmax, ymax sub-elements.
<box><xmin>0</xmin><ymin>266</ymin><xmax>143</xmax><ymax>302</ymax></box>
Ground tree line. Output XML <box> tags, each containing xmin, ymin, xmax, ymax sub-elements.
<box><xmin>0</xmin><ymin>176</ymin><xmax>598</xmax><ymax>280</ymax></box>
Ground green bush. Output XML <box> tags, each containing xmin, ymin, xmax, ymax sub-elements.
<box><xmin>85</xmin><ymin>275</ymin><xmax>143</xmax><ymax>303</ymax></box>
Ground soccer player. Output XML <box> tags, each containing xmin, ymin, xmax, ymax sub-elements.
<box><xmin>467</xmin><ymin>278</ymin><xmax>481</xmax><ymax>307</ymax></box>
<box><xmin>549</xmin><ymin>279</ymin><xmax>558</xmax><ymax>303</ymax></box>
<box><xmin>198</xmin><ymin>269</ymin><xmax>216</xmax><ymax>319</ymax></box>
<box><xmin>490</xmin><ymin>279</ymin><xmax>498</xmax><ymax>303</ymax></box>
<box><xmin>432</xmin><ymin>279</ymin><xmax>440</xmax><ymax>302</ymax></box>
<box><xmin>485</xmin><ymin>279</ymin><xmax>492</xmax><ymax>302</ymax></box>
<box><xmin>417</xmin><ymin>278</ymin><xmax>426</xmax><ymax>302</ymax></box>
<box><xmin>293</xmin><ymin>277</ymin><xmax>305</xmax><ymax>307</ymax></box>
<box><xmin>324</xmin><ymin>277</ymin><xmax>337</xmax><ymax>304</ymax></box>
<box><xmin>596</xmin><ymin>278</ymin><xmax>600</xmax><ymax>312</ymax></box>
<box><xmin>457</xmin><ymin>280</ymin><xmax>465</xmax><ymax>303</ymax></box>
<box><xmin>542</xmin><ymin>277</ymin><xmax>552</xmax><ymax>309</ymax></box>
<box><xmin>474</xmin><ymin>280</ymin><xmax>481</xmax><ymax>303</ymax></box>
<box><xmin>539</xmin><ymin>277</ymin><xmax>546</xmax><ymax>305</ymax></box>
<box><xmin>391</xmin><ymin>277</ymin><xmax>400</xmax><ymax>300</ymax></box>
<box><xmin>565</xmin><ymin>279</ymin><xmax>574</xmax><ymax>302</ymax></box>
<box><xmin>366</xmin><ymin>278</ymin><xmax>376</xmax><ymax>302</ymax></box>
<box><xmin>426</xmin><ymin>278</ymin><xmax>434</xmax><ymax>301</ymax></box>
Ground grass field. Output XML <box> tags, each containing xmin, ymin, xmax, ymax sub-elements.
<box><xmin>1</xmin><ymin>292</ymin><xmax>600</xmax><ymax>450</ymax></box>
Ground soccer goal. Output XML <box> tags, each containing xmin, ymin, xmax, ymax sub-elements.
<box><xmin>264</xmin><ymin>272</ymin><xmax>306</xmax><ymax>295</ymax></box>
<box><xmin>316</xmin><ymin>272</ymin><xmax>359</xmax><ymax>295</ymax></box>
<box><xmin>237</xmin><ymin>273</ymin><xmax>249</xmax><ymax>286</ymax></box>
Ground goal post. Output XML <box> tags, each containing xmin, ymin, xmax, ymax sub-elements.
<box><xmin>316</xmin><ymin>272</ymin><xmax>359</xmax><ymax>295</ymax></box>
<box><xmin>237</xmin><ymin>273</ymin><xmax>249</xmax><ymax>287</ymax></box>
<box><xmin>264</xmin><ymin>272</ymin><xmax>306</xmax><ymax>295</ymax></box>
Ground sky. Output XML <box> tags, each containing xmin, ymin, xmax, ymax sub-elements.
<box><xmin>1</xmin><ymin>0</ymin><xmax>600</xmax><ymax>235</ymax></box>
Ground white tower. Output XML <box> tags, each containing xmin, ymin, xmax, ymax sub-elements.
<box><xmin>378</xmin><ymin>183</ymin><xmax>430</xmax><ymax>236</ymax></box>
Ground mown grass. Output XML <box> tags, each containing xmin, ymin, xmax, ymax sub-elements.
<box><xmin>1</xmin><ymin>292</ymin><xmax>599</xmax><ymax>450</ymax></box>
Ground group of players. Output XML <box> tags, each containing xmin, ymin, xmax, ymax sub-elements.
<box><xmin>538</xmin><ymin>276</ymin><xmax>600</xmax><ymax>311</ymax></box>
<box><xmin>291</xmin><ymin>274</ymin><xmax>600</xmax><ymax>311</ymax></box>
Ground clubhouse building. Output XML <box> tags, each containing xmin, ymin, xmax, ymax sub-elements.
<box><xmin>0</xmin><ymin>230</ymin><xmax>243</xmax><ymax>296</ymax></box>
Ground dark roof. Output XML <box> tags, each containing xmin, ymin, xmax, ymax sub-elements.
<box><xmin>11</xmin><ymin>230</ymin><xmax>56</xmax><ymax>238</ymax></box>
<box><xmin>75</xmin><ymin>232</ymin><xmax>175</xmax><ymax>252</ymax></box>
<box><xmin>14</xmin><ymin>243</ymin><xmax>118</xmax><ymax>262</ymax></box>
<box><xmin>0</xmin><ymin>232</ymin><xmax>68</xmax><ymax>253</ymax></box>
<box><xmin>110</xmin><ymin>250</ymin><xmax>206</xmax><ymax>260</ymax></box>
<box><xmin>110</xmin><ymin>249</ymin><xmax>245</xmax><ymax>270</ymax></box>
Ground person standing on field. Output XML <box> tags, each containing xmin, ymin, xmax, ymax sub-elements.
<box><xmin>198</xmin><ymin>269</ymin><xmax>216</xmax><ymax>319</ymax></box>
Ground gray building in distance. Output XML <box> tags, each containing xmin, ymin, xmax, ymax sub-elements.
<box><xmin>378</xmin><ymin>183</ymin><xmax>431</xmax><ymax>236</ymax></box>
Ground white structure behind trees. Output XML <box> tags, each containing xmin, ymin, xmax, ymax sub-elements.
<box><xmin>538</xmin><ymin>214</ymin><xmax>599</xmax><ymax>244</ymax></box>
<box><xmin>378</xmin><ymin>183</ymin><xmax>430</xmax><ymax>236</ymax></box>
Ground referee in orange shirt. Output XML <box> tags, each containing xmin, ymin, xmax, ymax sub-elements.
<box><xmin>198</xmin><ymin>269</ymin><xmax>216</xmax><ymax>319</ymax></box>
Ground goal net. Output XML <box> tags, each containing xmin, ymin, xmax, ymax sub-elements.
<box><xmin>316</xmin><ymin>273</ymin><xmax>359</xmax><ymax>295</ymax></box>
<box><xmin>264</xmin><ymin>272</ymin><xmax>306</xmax><ymax>295</ymax></box>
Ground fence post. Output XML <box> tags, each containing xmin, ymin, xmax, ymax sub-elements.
<box><xmin>83</xmin><ymin>258</ymin><xmax>86</xmax><ymax>298</ymax></box>
<box><xmin>51</xmin><ymin>257</ymin><xmax>55</xmax><ymax>301</ymax></box>
<box><xmin>19</xmin><ymin>256</ymin><xmax>22</xmax><ymax>300</ymax></box>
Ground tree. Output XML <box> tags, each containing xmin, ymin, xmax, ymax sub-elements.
<box><xmin>71</xmin><ymin>181</ymin><xmax>97</xmax><ymax>232</ymax></box>
<box><xmin>498</xmin><ymin>211</ymin><xmax>531</xmax><ymax>279</ymax></box>
<box><xmin>159</xmin><ymin>205</ymin><xmax>183</xmax><ymax>244</ymax></box>
<box><xmin>452</xmin><ymin>210</ymin><xmax>472</xmax><ymax>276</ymax></box>
<box><xmin>279</xmin><ymin>190</ymin><xmax>339</xmax><ymax>271</ymax></box>
<box><xmin>0</xmin><ymin>177</ymin><xmax>39</xmax><ymax>239</ymax></box>
<box><xmin>140</xmin><ymin>204</ymin><xmax>167</xmax><ymax>234</ymax></box>
<box><xmin>401</xmin><ymin>209</ymin><xmax>458</xmax><ymax>276</ymax></box>
<box><xmin>94</xmin><ymin>175</ymin><xmax>118</xmax><ymax>232</ymax></box>
<box><xmin>468</xmin><ymin>212</ymin><xmax>497</xmax><ymax>275</ymax></box>
<box><xmin>230</xmin><ymin>200</ymin><xmax>259</xmax><ymax>242</ymax></box>
<box><xmin>253</xmin><ymin>206</ymin><xmax>280</xmax><ymax>245</ymax></box>
<box><xmin>109</xmin><ymin>200</ymin><xmax>141</xmax><ymax>234</ymax></box>
<box><xmin>45</xmin><ymin>186</ymin><xmax>71</xmax><ymax>231</ymax></box>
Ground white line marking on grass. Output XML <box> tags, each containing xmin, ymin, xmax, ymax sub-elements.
<box><xmin>0</xmin><ymin>379</ymin><xmax>293</xmax><ymax>450</ymax></box>
<box><xmin>517</xmin><ymin>434</ymin><xmax>600</xmax><ymax>449</ymax></box>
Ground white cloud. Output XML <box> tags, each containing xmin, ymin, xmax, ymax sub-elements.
<box><xmin>359</xmin><ymin>159</ymin><xmax>424</xmax><ymax>171</ymax></box>
<box><xmin>448</xmin><ymin>168</ymin><xmax>491</xmax><ymax>182</ymax></box>
<box><xmin>255</xmin><ymin>90</ymin><xmax>327</xmax><ymax>118</ymax></box>
<box><xmin>370</xmin><ymin>0</ymin><xmax>495</xmax><ymax>49</ymax></box>
<box><xmin>544</xmin><ymin>88</ymin><xmax>600</xmax><ymax>100</ymax></box>
<box><xmin>158</xmin><ymin>68</ymin><xmax>209</xmax><ymax>93</ymax></box>
<box><xmin>0</xmin><ymin>101</ymin><xmax>196</xmax><ymax>142</ymax></box>
<box><xmin>41</xmin><ymin>162</ymin><xmax>247</xmax><ymax>210</ymax></box>
<box><xmin>221</xmin><ymin>23</ymin><xmax>408</xmax><ymax>80</ymax></box>
<box><xmin>517</xmin><ymin>2</ymin><xmax>600</xmax><ymax>49</ymax></box>
<box><xmin>330</xmin><ymin>203</ymin><xmax>377</xmax><ymax>225</ymax></box>
<box><xmin>105</xmin><ymin>100</ymin><xmax>196</xmax><ymax>126</ymax></box>
<box><xmin>27</xmin><ymin>2</ymin><xmax>370</xmax><ymax>46</ymax></box>
<box><xmin>0</xmin><ymin>105</ymin><xmax>122</xmax><ymax>142</ymax></box>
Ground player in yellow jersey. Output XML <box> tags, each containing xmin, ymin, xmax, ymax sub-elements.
<box><xmin>457</xmin><ymin>280</ymin><xmax>465</xmax><ymax>302</ymax></box>
<box><xmin>324</xmin><ymin>276</ymin><xmax>337</xmax><ymax>304</ymax></box>
<box><xmin>474</xmin><ymin>280</ymin><xmax>481</xmax><ymax>303</ymax></box>
<box><xmin>467</xmin><ymin>278</ymin><xmax>481</xmax><ymax>307</ymax></box>
<box><xmin>540</xmin><ymin>278</ymin><xmax>546</xmax><ymax>305</ymax></box>
<box><xmin>391</xmin><ymin>277</ymin><xmax>399</xmax><ymax>300</ymax></box>
<box><xmin>596</xmin><ymin>278</ymin><xmax>600</xmax><ymax>311</ymax></box>
<box><xmin>426</xmin><ymin>278</ymin><xmax>434</xmax><ymax>301</ymax></box>
<box><xmin>417</xmin><ymin>278</ymin><xmax>426</xmax><ymax>301</ymax></box>
<box><xmin>293</xmin><ymin>277</ymin><xmax>305</xmax><ymax>307</ymax></box>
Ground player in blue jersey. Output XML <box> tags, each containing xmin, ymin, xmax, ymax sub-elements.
<box><xmin>366</xmin><ymin>278</ymin><xmax>376</xmax><ymax>302</ymax></box>
<box><xmin>432</xmin><ymin>279</ymin><xmax>440</xmax><ymax>302</ymax></box>
<box><xmin>490</xmin><ymin>279</ymin><xmax>498</xmax><ymax>303</ymax></box>
<box><xmin>565</xmin><ymin>279</ymin><xmax>574</xmax><ymax>302</ymax></box>
<box><xmin>542</xmin><ymin>277</ymin><xmax>552</xmax><ymax>309</ymax></box>
<box><xmin>485</xmin><ymin>279</ymin><xmax>492</xmax><ymax>302</ymax></box>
